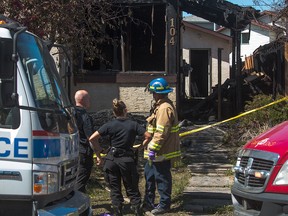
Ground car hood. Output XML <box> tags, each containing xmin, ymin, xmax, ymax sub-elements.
<box><xmin>244</xmin><ymin>121</ymin><xmax>288</xmax><ymax>159</ymax></box>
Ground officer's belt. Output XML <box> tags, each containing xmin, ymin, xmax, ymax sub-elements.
<box><xmin>109</xmin><ymin>147</ymin><xmax>134</xmax><ymax>157</ymax></box>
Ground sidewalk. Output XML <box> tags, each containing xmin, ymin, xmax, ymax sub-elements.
<box><xmin>180</xmin><ymin>125</ymin><xmax>234</xmax><ymax>215</ymax></box>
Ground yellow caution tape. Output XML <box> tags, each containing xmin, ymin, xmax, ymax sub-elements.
<box><xmin>179</xmin><ymin>96</ymin><xmax>288</xmax><ymax>138</ymax></box>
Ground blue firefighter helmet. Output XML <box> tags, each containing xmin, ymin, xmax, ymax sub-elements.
<box><xmin>148</xmin><ymin>78</ymin><xmax>173</xmax><ymax>94</ymax></box>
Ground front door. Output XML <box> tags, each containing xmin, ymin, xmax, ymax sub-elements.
<box><xmin>190</xmin><ymin>49</ymin><xmax>209</xmax><ymax>97</ymax></box>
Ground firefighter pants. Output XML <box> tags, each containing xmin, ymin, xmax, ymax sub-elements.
<box><xmin>103</xmin><ymin>158</ymin><xmax>141</xmax><ymax>207</ymax></box>
<box><xmin>144</xmin><ymin>160</ymin><xmax>172</xmax><ymax>209</ymax></box>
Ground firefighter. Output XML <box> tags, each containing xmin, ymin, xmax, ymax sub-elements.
<box><xmin>89</xmin><ymin>98</ymin><xmax>151</xmax><ymax>216</ymax></box>
<box><xmin>142</xmin><ymin>77</ymin><xmax>181</xmax><ymax>215</ymax></box>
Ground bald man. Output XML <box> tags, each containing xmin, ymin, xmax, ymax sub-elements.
<box><xmin>74</xmin><ymin>90</ymin><xmax>94</xmax><ymax>193</ymax></box>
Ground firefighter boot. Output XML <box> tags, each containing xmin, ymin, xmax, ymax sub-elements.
<box><xmin>131</xmin><ymin>204</ymin><xmax>143</xmax><ymax>216</ymax></box>
<box><xmin>112</xmin><ymin>204</ymin><xmax>123</xmax><ymax>216</ymax></box>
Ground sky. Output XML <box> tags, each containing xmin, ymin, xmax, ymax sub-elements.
<box><xmin>226</xmin><ymin>0</ymin><xmax>272</xmax><ymax>11</ymax></box>
<box><xmin>183</xmin><ymin>0</ymin><xmax>275</xmax><ymax>17</ymax></box>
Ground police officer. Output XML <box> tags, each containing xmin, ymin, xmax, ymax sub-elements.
<box><xmin>142</xmin><ymin>77</ymin><xmax>181</xmax><ymax>215</ymax></box>
<box><xmin>89</xmin><ymin>98</ymin><xmax>151</xmax><ymax>216</ymax></box>
<box><xmin>74</xmin><ymin>90</ymin><xmax>94</xmax><ymax>193</ymax></box>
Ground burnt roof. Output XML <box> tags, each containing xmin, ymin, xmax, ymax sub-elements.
<box><xmin>115</xmin><ymin>0</ymin><xmax>260</xmax><ymax>31</ymax></box>
<box><xmin>180</xmin><ymin>0</ymin><xmax>261</xmax><ymax>31</ymax></box>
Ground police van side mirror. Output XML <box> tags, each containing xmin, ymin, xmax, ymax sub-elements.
<box><xmin>0</xmin><ymin>39</ymin><xmax>14</xmax><ymax>79</ymax></box>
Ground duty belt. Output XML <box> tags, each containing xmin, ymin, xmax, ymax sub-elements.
<box><xmin>110</xmin><ymin>147</ymin><xmax>134</xmax><ymax>157</ymax></box>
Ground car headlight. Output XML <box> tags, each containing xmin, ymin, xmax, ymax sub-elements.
<box><xmin>33</xmin><ymin>172</ymin><xmax>58</xmax><ymax>195</ymax></box>
<box><xmin>274</xmin><ymin>160</ymin><xmax>288</xmax><ymax>185</ymax></box>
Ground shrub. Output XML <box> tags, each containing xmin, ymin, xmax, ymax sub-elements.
<box><xmin>240</xmin><ymin>94</ymin><xmax>288</xmax><ymax>130</ymax></box>
<box><xmin>223</xmin><ymin>94</ymin><xmax>288</xmax><ymax>160</ymax></box>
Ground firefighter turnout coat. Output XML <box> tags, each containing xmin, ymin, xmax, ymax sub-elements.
<box><xmin>144</xmin><ymin>97</ymin><xmax>181</xmax><ymax>167</ymax></box>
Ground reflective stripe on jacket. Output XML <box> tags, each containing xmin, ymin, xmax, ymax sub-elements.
<box><xmin>144</xmin><ymin>97</ymin><xmax>181</xmax><ymax>167</ymax></box>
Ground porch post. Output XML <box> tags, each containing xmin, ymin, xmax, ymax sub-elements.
<box><xmin>166</xmin><ymin>0</ymin><xmax>180</xmax><ymax>74</ymax></box>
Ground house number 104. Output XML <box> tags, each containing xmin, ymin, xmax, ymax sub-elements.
<box><xmin>169</xmin><ymin>18</ymin><xmax>176</xmax><ymax>45</ymax></box>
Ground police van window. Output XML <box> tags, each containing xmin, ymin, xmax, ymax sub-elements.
<box><xmin>0</xmin><ymin>38</ymin><xmax>13</xmax><ymax>79</ymax></box>
<box><xmin>0</xmin><ymin>38</ymin><xmax>20</xmax><ymax>129</ymax></box>
<box><xmin>17</xmin><ymin>33</ymin><xmax>63</xmax><ymax>109</ymax></box>
<box><xmin>16</xmin><ymin>33</ymin><xmax>75</xmax><ymax>133</ymax></box>
<box><xmin>0</xmin><ymin>80</ymin><xmax>20</xmax><ymax>129</ymax></box>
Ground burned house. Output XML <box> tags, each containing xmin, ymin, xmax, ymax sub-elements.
<box><xmin>68</xmin><ymin>0</ymin><xmax>260</xmax><ymax>120</ymax></box>
<box><xmin>71</xmin><ymin>0</ymin><xmax>180</xmax><ymax>114</ymax></box>
<box><xmin>244</xmin><ymin>37</ymin><xmax>288</xmax><ymax>98</ymax></box>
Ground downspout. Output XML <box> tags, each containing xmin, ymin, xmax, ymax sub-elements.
<box><xmin>231</xmin><ymin>30</ymin><xmax>236</xmax><ymax>79</ymax></box>
<box><xmin>218</xmin><ymin>48</ymin><xmax>223</xmax><ymax>121</ymax></box>
<box><xmin>121</xmin><ymin>31</ymin><xmax>125</xmax><ymax>72</ymax></box>
<box><xmin>235</xmin><ymin>29</ymin><xmax>242</xmax><ymax>113</ymax></box>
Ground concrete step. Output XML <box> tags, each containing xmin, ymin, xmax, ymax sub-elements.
<box><xmin>184</xmin><ymin>187</ymin><xmax>232</xmax><ymax>199</ymax></box>
<box><xmin>183</xmin><ymin>151</ymin><xmax>231</xmax><ymax>163</ymax></box>
<box><xmin>183</xmin><ymin>198</ymin><xmax>232</xmax><ymax>214</ymax></box>
<box><xmin>185</xmin><ymin>142</ymin><xmax>226</xmax><ymax>154</ymax></box>
<box><xmin>186</xmin><ymin>176</ymin><xmax>234</xmax><ymax>188</ymax></box>
<box><xmin>183</xmin><ymin>176</ymin><xmax>233</xmax><ymax>214</ymax></box>
<box><xmin>182</xmin><ymin>135</ymin><xmax>224</xmax><ymax>142</ymax></box>
<box><xmin>185</xmin><ymin>149</ymin><xmax>230</xmax><ymax>154</ymax></box>
<box><xmin>182</xmin><ymin>142</ymin><xmax>225</xmax><ymax>151</ymax></box>
<box><xmin>180</xmin><ymin>125</ymin><xmax>226</xmax><ymax>133</ymax></box>
<box><xmin>188</xmin><ymin>163</ymin><xmax>233</xmax><ymax>175</ymax></box>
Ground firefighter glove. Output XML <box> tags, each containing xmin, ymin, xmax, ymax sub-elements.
<box><xmin>148</xmin><ymin>150</ymin><xmax>156</xmax><ymax>160</ymax></box>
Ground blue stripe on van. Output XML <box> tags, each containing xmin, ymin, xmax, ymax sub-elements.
<box><xmin>33</xmin><ymin>139</ymin><xmax>61</xmax><ymax>158</ymax></box>
<box><xmin>45</xmin><ymin>207</ymin><xmax>78</xmax><ymax>215</ymax></box>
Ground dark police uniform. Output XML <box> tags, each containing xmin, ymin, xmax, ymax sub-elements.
<box><xmin>98</xmin><ymin>117</ymin><xmax>145</xmax><ymax>210</ymax></box>
<box><xmin>75</xmin><ymin>106</ymin><xmax>94</xmax><ymax>193</ymax></box>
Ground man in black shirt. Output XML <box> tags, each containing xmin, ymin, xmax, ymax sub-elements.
<box><xmin>74</xmin><ymin>90</ymin><xmax>94</xmax><ymax>193</ymax></box>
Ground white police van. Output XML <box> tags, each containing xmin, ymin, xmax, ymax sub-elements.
<box><xmin>0</xmin><ymin>15</ymin><xmax>92</xmax><ymax>215</ymax></box>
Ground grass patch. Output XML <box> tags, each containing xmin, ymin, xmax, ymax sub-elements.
<box><xmin>86</xmin><ymin>164</ymin><xmax>191</xmax><ymax>216</ymax></box>
<box><xmin>213</xmin><ymin>205</ymin><xmax>234</xmax><ymax>216</ymax></box>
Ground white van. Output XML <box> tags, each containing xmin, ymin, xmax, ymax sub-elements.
<box><xmin>0</xmin><ymin>15</ymin><xmax>92</xmax><ymax>215</ymax></box>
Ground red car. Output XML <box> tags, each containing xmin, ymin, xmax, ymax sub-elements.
<box><xmin>232</xmin><ymin>121</ymin><xmax>288</xmax><ymax>216</ymax></box>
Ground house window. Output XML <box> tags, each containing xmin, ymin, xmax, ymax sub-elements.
<box><xmin>80</xmin><ymin>4</ymin><xmax>166</xmax><ymax>73</ymax></box>
<box><xmin>241</xmin><ymin>32</ymin><xmax>249</xmax><ymax>44</ymax></box>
